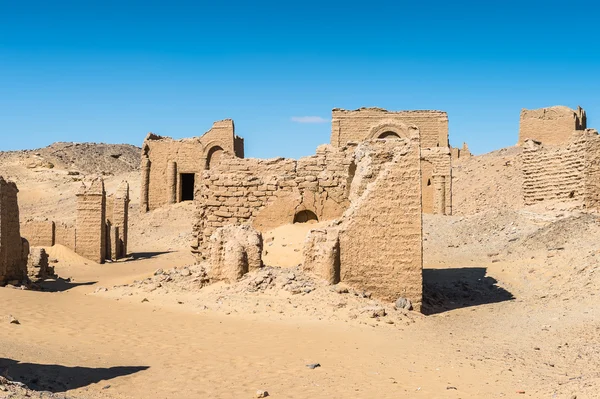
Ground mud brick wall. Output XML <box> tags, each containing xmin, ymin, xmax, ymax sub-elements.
<box><xmin>337</xmin><ymin>133</ymin><xmax>423</xmax><ymax>308</ymax></box>
<box><xmin>422</xmin><ymin>147</ymin><xmax>452</xmax><ymax>215</ymax></box>
<box><xmin>55</xmin><ymin>222</ymin><xmax>76</xmax><ymax>251</ymax></box>
<box><xmin>0</xmin><ymin>177</ymin><xmax>27</xmax><ymax>282</ymax></box>
<box><xmin>192</xmin><ymin>145</ymin><xmax>355</xmax><ymax>259</ymax></box>
<box><xmin>141</xmin><ymin>119</ymin><xmax>244</xmax><ymax>212</ymax></box>
<box><xmin>75</xmin><ymin>178</ymin><xmax>106</xmax><ymax>264</ymax></box>
<box><xmin>20</xmin><ymin>220</ymin><xmax>55</xmax><ymax>247</ymax></box>
<box><xmin>331</xmin><ymin>107</ymin><xmax>448</xmax><ymax>149</ymax></box>
<box><xmin>519</xmin><ymin>106</ymin><xmax>586</xmax><ymax>146</ymax></box>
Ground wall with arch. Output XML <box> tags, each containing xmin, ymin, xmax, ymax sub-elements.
<box><xmin>140</xmin><ymin>119</ymin><xmax>244</xmax><ymax>212</ymax></box>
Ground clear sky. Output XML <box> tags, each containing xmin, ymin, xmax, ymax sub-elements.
<box><xmin>1</xmin><ymin>0</ymin><xmax>599</xmax><ymax>158</ymax></box>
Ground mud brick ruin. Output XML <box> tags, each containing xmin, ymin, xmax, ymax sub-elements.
<box><xmin>0</xmin><ymin>177</ymin><xmax>28</xmax><ymax>283</ymax></box>
<box><xmin>142</xmin><ymin>109</ymin><xmax>429</xmax><ymax>308</ymax></box>
<box><xmin>20</xmin><ymin>179</ymin><xmax>130</xmax><ymax>264</ymax></box>
<box><xmin>520</xmin><ymin>106</ymin><xmax>600</xmax><ymax>210</ymax></box>
<box><xmin>140</xmin><ymin>119</ymin><xmax>244</xmax><ymax>212</ymax></box>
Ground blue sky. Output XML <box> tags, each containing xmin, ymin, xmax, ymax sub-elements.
<box><xmin>1</xmin><ymin>0</ymin><xmax>599</xmax><ymax>158</ymax></box>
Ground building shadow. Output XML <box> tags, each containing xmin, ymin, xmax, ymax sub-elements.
<box><xmin>36</xmin><ymin>278</ymin><xmax>97</xmax><ymax>293</ymax></box>
<box><xmin>422</xmin><ymin>267</ymin><xmax>515</xmax><ymax>315</ymax></box>
<box><xmin>0</xmin><ymin>357</ymin><xmax>148</xmax><ymax>393</ymax></box>
<box><xmin>126</xmin><ymin>251</ymin><xmax>173</xmax><ymax>261</ymax></box>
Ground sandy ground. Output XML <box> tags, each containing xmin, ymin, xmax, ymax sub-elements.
<box><xmin>1</xmin><ymin>144</ymin><xmax>599</xmax><ymax>398</ymax></box>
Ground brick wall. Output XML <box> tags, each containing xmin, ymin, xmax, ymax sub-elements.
<box><xmin>20</xmin><ymin>220</ymin><xmax>55</xmax><ymax>247</ymax></box>
<box><xmin>0</xmin><ymin>177</ymin><xmax>26</xmax><ymax>282</ymax></box>
<box><xmin>518</xmin><ymin>106</ymin><xmax>586</xmax><ymax>146</ymax></box>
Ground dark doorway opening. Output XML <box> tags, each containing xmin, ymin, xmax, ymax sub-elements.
<box><xmin>180</xmin><ymin>173</ymin><xmax>195</xmax><ymax>201</ymax></box>
<box><xmin>293</xmin><ymin>210</ymin><xmax>318</xmax><ymax>223</ymax></box>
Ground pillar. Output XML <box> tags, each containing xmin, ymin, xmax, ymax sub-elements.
<box><xmin>75</xmin><ymin>178</ymin><xmax>106</xmax><ymax>264</ymax></box>
<box><xmin>140</xmin><ymin>157</ymin><xmax>150</xmax><ymax>213</ymax></box>
<box><xmin>112</xmin><ymin>181</ymin><xmax>129</xmax><ymax>258</ymax></box>
<box><xmin>432</xmin><ymin>175</ymin><xmax>446</xmax><ymax>215</ymax></box>
<box><xmin>167</xmin><ymin>160</ymin><xmax>177</xmax><ymax>204</ymax></box>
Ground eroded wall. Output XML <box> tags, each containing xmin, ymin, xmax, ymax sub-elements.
<box><xmin>522</xmin><ymin>129</ymin><xmax>600</xmax><ymax>209</ymax></box>
<box><xmin>75</xmin><ymin>178</ymin><xmax>106</xmax><ymax>264</ymax></box>
<box><xmin>518</xmin><ymin>106</ymin><xmax>586</xmax><ymax>146</ymax></box>
<box><xmin>0</xmin><ymin>177</ymin><xmax>27</xmax><ymax>282</ymax></box>
<box><xmin>192</xmin><ymin>145</ymin><xmax>354</xmax><ymax>258</ymax></box>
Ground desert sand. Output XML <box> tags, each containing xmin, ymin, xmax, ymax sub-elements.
<box><xmin>1</xmin><ymin>144</ymin><xmax>599</xmax><ymax>398</ymax></box>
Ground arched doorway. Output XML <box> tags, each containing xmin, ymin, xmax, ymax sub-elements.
<box><xmin>206</xmin><ymin>146</ymin><xmax>224</xmax><ymax>170</ymax></box>
<box><xmin>378</xmin><ymin>131</ymin><xmax>402</xmax><ymax>139</ymax></box>
<box><xmin>293</xmin><ymin>210</ymin><xmax>318</xmax><ymax>224</ymax></box>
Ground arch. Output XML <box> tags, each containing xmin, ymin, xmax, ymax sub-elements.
<box><xmin>293</xmin><ymin>210</ymin><xmax>318</xmax><ymax>224</ymax></box>
<box><xmin>206</xmin><ymin>146</ymin><xmax>224</xmax><ymax>170</ymax></box>
<box><xmin>366</xmin><ymin>120</ymin><xmax>418</xmax><ymax>141</ymax></box>
<box><xmin>378</xmin><ymin>131</ymin><xmax>402</xmax><ymax>140</ymax></box>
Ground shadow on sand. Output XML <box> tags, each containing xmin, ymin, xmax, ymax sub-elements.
<box><xmin>35</xmin><ymin>278</ymin><xmax>97</xmax><ymax>293</ymax></box>
<box><xmin>422</xmin><ymin>267</ymin><xmax>515</xmax><ymax>315</ymax></box>
<box><xmin>0</xmin><ymin>358</ymin><xmax>148</xmax><ymax>393</ymax></box>
<box><xmin>126</xmin><ymin>251</ymin><xmax>172</xmax><ymax>261</ymax></box>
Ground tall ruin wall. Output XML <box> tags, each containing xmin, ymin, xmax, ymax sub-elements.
<box><xmin>331</xmin><ymin>108</ymin><xmax>448</xmax><ymax>148</ymax></box>
<box><xmin>141</xmin><ymin>119</ymin><xmax>244</xmax><ymax>212</ymax></box>
<box><xmin>0</xmin><ymin>177</ymin><xmax>27</xmax><ymax>282</ymax></box>
<box><xmin>192</xmin><ymin>145</ymin><xmax>355</xmax><ymax>258</ymax></box>
<box><xmin>336</xmin><ymin>133</ymin><xmax>422</xmax><ymax>307</ymax></box>
<box><xmin>518</xmin><ymin>106</ymin><xmax>586</xmax><ymax>146</ymax></box>
<box><xmin>522</xmin><ymin>129</ymin><xmax>600</xmax><ymax>209</ymax></box>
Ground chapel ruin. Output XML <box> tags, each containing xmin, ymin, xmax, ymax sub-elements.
<box><xmin>520</xmin><ymin>106</ymin><xmax>600</xmax><ymax>210</ymax></box>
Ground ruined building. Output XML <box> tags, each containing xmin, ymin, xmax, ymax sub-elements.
<box><xmin>20</xmin><ymin>179</ymin><xmax>130</xmax><ymax>264</ymax></box>
<box><xmin>331</xmin><ymin>108</ymin><xmax>452</xmax><ymax>215</ymax></box>
<box><xmin>140</xmin><ymin>119</ymin><xmax>244</xmax><ymax>212</ymax></box>
<box><xmin>191</xmin><ymin>127</ymin><xmax>424</xmax><ymax>308</ymax></box>
<box><xmin>0</xmin><ymin>177</ymin><xmax>28</xmax><ymax>283</ymax></box>
<box><xmin>521</xmin><ymin>106</ymin><xmax>600</xmax><ymax>210</ymax></box>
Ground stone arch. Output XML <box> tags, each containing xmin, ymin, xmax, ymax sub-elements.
<box><xmin>293</xmin><ymin>210</ymin><xmax>318</xmax><ymax>224</ymax></box>
<box><xmin>378</xmin><ymin>131</ymin><xmax>402</xmax><ymax>140</ymax></box>
<box><xmin>206</xmin><ymin>146</ymin><xmax>225</xmax><ymax>170</ymax></box>
<box><xmin>366</xmin><ymin>120</ymin><xmax>415</xmax><ymax>141</ymax></box>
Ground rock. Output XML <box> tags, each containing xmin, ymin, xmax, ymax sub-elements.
<box><xmin>333</xmin><ymin>285</ymin><xmax>349</xmax><ymax>294</ymax></box>
<box><xmin>141</xmin><ymin>298</ymin><xmax>149</xmax><ymax>303</ymax></box>
<box><xmin>287</xmin><ymin>272</ymin><xmax>296</xmax><ymax>280</ymax></box>
<box><xmin>306</xmin><ymin>363</ymin><xmax>321</xmax><ymax>369</ymax></box>
<box><xmin>154</xmin><ymin>268</ymin><xmax>164</xmax><ymax>276</ymax></box>
<box><xmin>394</xmin><ymin>297</ymin><xmax>413</xmax><ymax>311</ymax></box>
<box><xmin>180</xmin><ymin>269</ymin><xmax>191</xmax><ymax>277</ymax></box>
<box><xmin>255</xmin><ymin>390</ymin><xmax>269</xmax><ymax>398</ymax></box>
<box><xmin>9</xmin><ymin>315</ymin><xmax>20</xmax><ymax>325</ymax></box>
<box><xmin>362</xmin><ymin>306</ymin><xmax>386</xmax><ymax>318</ymax></box>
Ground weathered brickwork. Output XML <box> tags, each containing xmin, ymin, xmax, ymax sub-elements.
<box><xmin>192</xmin><ymin>145</ymin><xmax>355</xmax><ymax>258</ymax></box>
<box><xmin>522</xmin><ymin>129</ymin><xmax>600</xmax><ymax>210</ymax></box>
<box><xmin>0</xmin><ymin>177</ymin><xmax>27</xmax><ymax>283</ymax></box>
<box><xmin>75</xmin><ymin>178</ymin><xmax>106</xmax><ymax>264</ymax></box>
<box><xmin>518</xmin><ymin>106</ymin><xmax>586</xmax><ymax>146</ymax></box>
<box><xmin>141</xmin><ymin>119</ymin><xmax>244</xmax><ymax>212</ymax></box>
<box><xmin>20</xmin><ymin>219</ymin><xmax>55</xmax><ymax>247</ymax></box>
<box><xmin>330</xmin><ymin>107</ymin><xmax>451</xmax><ymax>215</ymax></box>
<box><xmin>337</xmin><ymin>134</ymin><xmax>422</xmax><ymax>308</ymax></box>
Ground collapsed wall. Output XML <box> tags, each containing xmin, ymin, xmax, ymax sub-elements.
<box><xmin>522</xmin><ymin>129</ymin><xmax>600</xmax><ymax>210</ymax></box>
<box><xmin>192</xmin><ymin>144</ymin><xmax>355</xmax><ymax>258</ymax></box>
<box><xmin>518</xmin><ymin>106</ymin><xmax>586</xmax><ymax>146</ymax></box>
<box><xmin>0</xmin><ymin>177</ymin><xmax>27</xmax><ymax>283</ymax></box>
<box><xmin>303</xmin><ymin>134</ymin><xmax>423</xmax><ymax>308</ymax></box>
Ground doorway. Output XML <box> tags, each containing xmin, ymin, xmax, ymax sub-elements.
<box><xmin>180</xmin><ymin>173</ymin><xmax>195</xmax><ymax>201</ymax></box>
